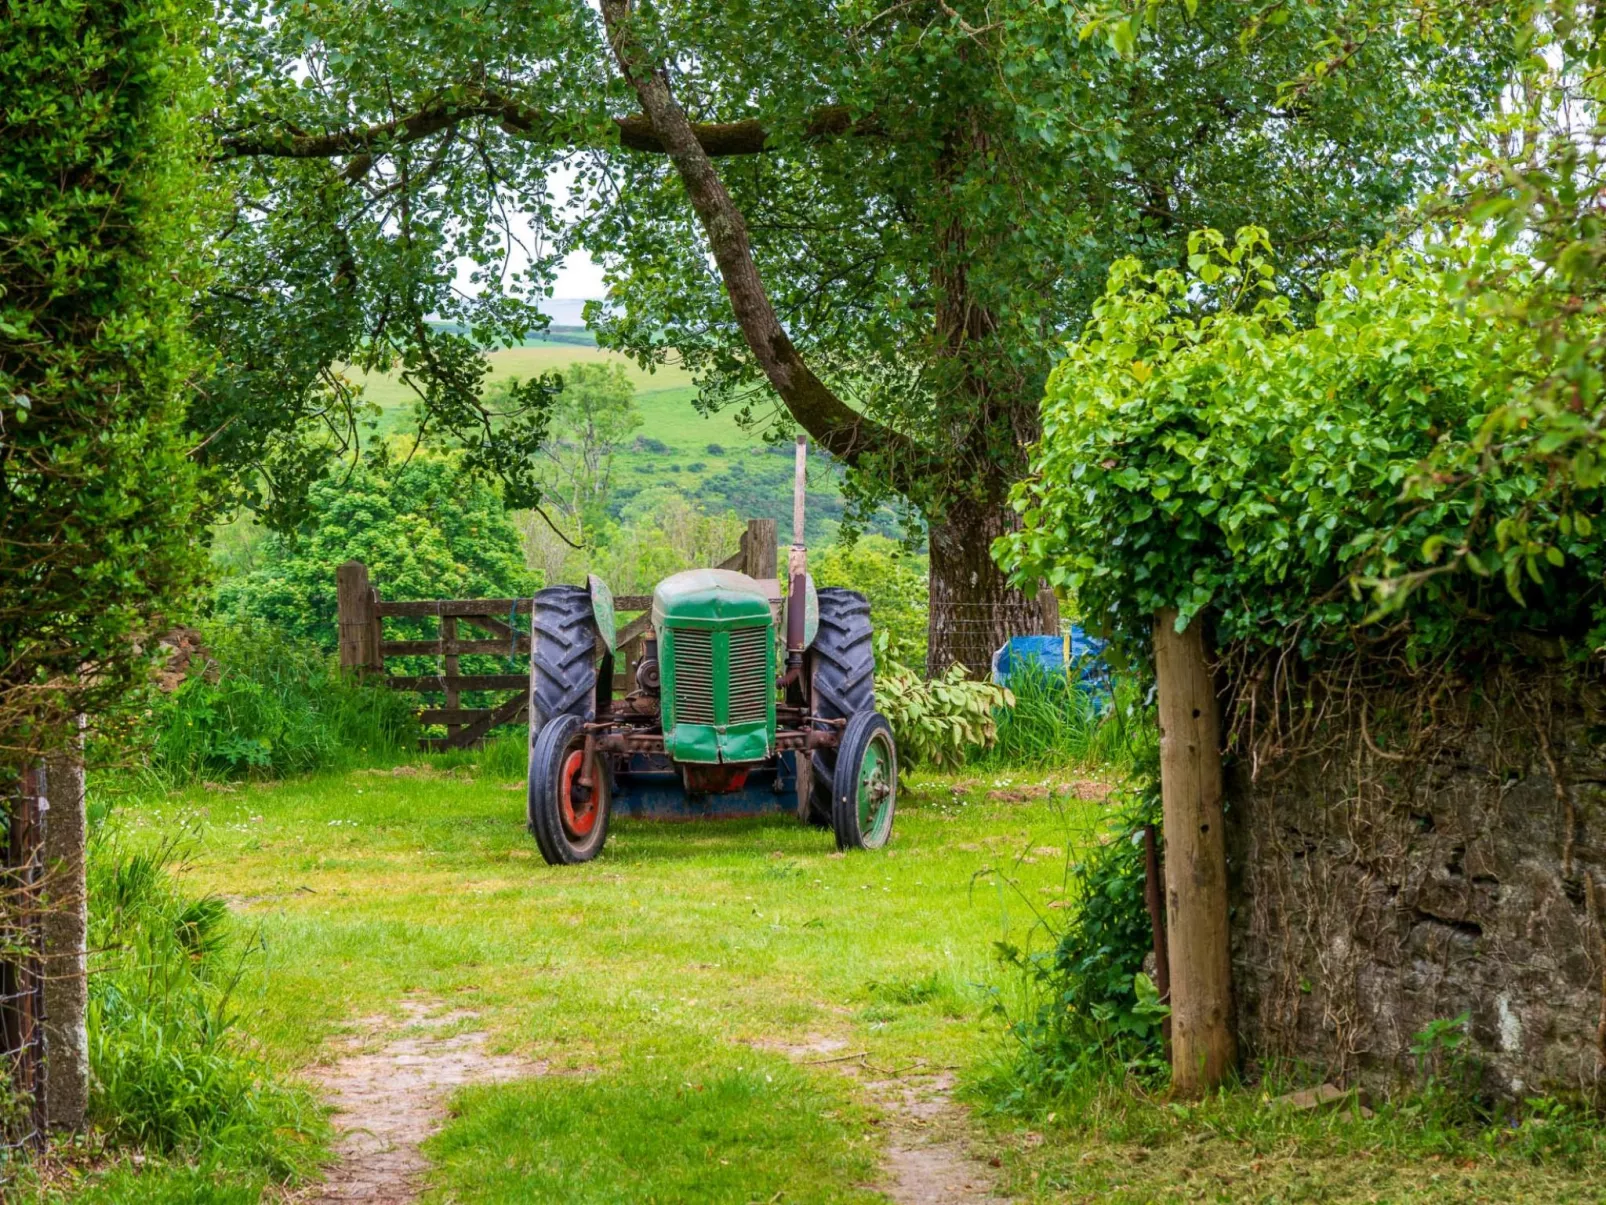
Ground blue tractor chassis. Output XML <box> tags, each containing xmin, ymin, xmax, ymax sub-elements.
<box><xmin>609</xmin><ymin>751</ymin><xmax>802</xmax><ymax>821</ymax></box>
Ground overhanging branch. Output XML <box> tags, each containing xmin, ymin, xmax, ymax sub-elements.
<box><xmin>218</xmin><ymin>89</ymin><xmax>871</xmax><ymax>161</ymax></box>
<box><xmin>597</xmin><ymin>0</ymin><xmax>919</xmax><ymax>488</ymax></box>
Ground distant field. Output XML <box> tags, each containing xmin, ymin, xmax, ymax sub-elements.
<box><xmin>355</xmin><ymin>343</ymin><xmax>893</xmax><ymax>540</ymax></box>
<box><xmin>358</xmin><ymin>344</ymin><xmax>699</xmax><ymax>420</ymax></box>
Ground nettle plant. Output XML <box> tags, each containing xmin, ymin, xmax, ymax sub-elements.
<box><xmin>999</xmin><ymin>227</ymin><xmax>1606</xmax><ymax>664</ymax></box>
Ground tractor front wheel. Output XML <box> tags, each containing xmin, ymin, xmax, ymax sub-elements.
<box><xmin>830</xmin><ymin>711</ymin><xmax>897</xmax><ymax>851</ymax></box>
<box><xmin>528</xmin><ymin>714</ymin><xmax>611</xmax><ymax>865</ymax></box>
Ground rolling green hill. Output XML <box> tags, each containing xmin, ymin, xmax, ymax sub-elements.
<box><xmin>352</xmin><ymin>345</ymin><xmax>894</xmax><ymax>541</ymax></box>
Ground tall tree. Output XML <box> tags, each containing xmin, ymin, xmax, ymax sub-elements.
<box><xmin>528</xmin><ymin>361</ymin><xmax>643</xmax><ymax>545</ymax></box>
<box><xmin>211</xmin><ymin>0</ymin><xmax>1515</xmax><ymax>670</ymax></box>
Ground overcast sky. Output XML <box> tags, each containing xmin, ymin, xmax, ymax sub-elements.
<box><xmin>453</xmin><ymin>163</ymin><xmax>610</xmax><ymax>311</ymax></box>
<box><xmin>551</xmin><ymin>249</ymin><xmax>607</xmax><ymax>300</ymax></box>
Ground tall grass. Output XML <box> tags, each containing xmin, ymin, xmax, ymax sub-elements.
<box><xmin>146</xmin><ymin>618</ymin><xmax>416</xmax><ymax>783</ymax></box>
<box><xmin>87</xmin><ymin>819</ymin><xmax>325</xmax><ymax>1180</ymax></box>
<box><xmin>973</xmin><ymin>666</ymin><xmax>1153</xmax><ymax>772</ymax></box>
<box><xmin>421</xmin><ymin>728</ymin><xmax>528</xmax><ymax>779</ymax></box>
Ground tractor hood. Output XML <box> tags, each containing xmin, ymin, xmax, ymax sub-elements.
<box><xmin>651</xmin><ymin>569</ymin><xmax>773</xmax><ymax>628</ymax></box>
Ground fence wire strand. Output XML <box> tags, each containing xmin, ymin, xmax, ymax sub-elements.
<box><xmin>0</xmin><ymin>766</ymin><xmax>46</xmax><ymax>1156</ymax></box>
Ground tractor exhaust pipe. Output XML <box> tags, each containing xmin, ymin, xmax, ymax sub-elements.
<box><xmin>786</xmin><ymin>434</ymin><xmax>808</xmax><ymax>684</ymax></box>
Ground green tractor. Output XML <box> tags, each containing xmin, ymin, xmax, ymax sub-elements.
<box><xmin>524</xmin><ymin>437</ymin><xmax>898</xmax><ymax>865</ymax></box>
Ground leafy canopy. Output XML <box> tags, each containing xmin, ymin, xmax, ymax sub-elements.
<box><xmin>586</xmin><ymin>0</ymin><xmax>1514</xmax><ymax>513</ymax></box>
<box><xmin>1404</xmin><ymin>1</ymin><xmax>1606</xmax><ymax>594</ymax></box>
<box><xmin>203</xmin><ymin>0</ymin><xmax>1518</xmax><ymax>538</ymax></box>
<box><xmin>998</xmin><ymin>228</ymin><xmax>1606</xmax><ymax>662</ymax></box>
<box><xmin>215</xmin><ymin>449</ymin><xmax>535</xmax><ymax>650</ymax></box>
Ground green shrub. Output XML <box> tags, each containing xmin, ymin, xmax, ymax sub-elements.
<box><xmin>813</xmin><ymin>536</ymin><xmax>929</xmax><ymax>669</ymax></box>
<box><xmin>0</xmin><ymin>0</ymin><xmax>209</xmax><ymax>766</ymax></box>
<box><xmin>87</xmin><ymin>826</ymin><xmax>323</xmax><ymax>1179</ymax></box>
<box><xmin>583</xmin><ymin>489</ymin><xmax>746</xmax><ymax>596</ymax></box>
<box><xmin>999</xmin><ymin>228</ymin><xmax>1604</xmax><ymax>663</ymax></box>
<box><xmin>214</xmin><ymin>448</ymin><xmax>535</xmax><ymax>652</ymax></box>
<box><xmin>874</xmin><ymin>666</ymin><xmax>1011</xmax><ymax>767</ymax></box>
<box><xmin>988</xmin><ymin>780</ymin><xmax>1169</xmax><ymax>1112</ymax></box>
<box><xmin>146</xmin><ymin>618</ymin><xmax>416</xmax><ymax>782</ymax></box>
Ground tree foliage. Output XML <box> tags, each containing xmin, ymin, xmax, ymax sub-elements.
<box><xmin>524</xmin><ymin>360</ymin><xmax>643</xmax><ymax>545</ymax></box>
<box><xmin>215</xmin><ymin>449</ymin><xmax>534</xmax><ymax>649</ymax></box>
<box><xmin>587</xmin><ymin>0</ymin><xmax>1509</xmax><ymax>492</ymax></box>
<box><xmin>1401</xmin><ymin>2</ymin><xmax>1606</xmax><ymax>602</ymax></box>
<box><xmin>205</xmin><ymin>0</ymin><xmax>1521</xmax><ymax>669</ymax></box>
<box><xmin>999</xmin><ymin>227</ymin><xmax>1606</xmax><ymax>663</ymax></box>
<box><xmin>0</xmin><ymin>0</ymin><xmax>210</xmax><ymax>764</ymax></box>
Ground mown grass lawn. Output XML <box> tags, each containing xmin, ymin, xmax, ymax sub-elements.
<box><xmin>93</xmin><ymin>762</ymin><xmax>1094</xmax><ymax>1202</ymax></box>
<box><xmin>73</xmin><ymin>757</ymin><xmax>1606</xmax><ymax>1203</ymax></box>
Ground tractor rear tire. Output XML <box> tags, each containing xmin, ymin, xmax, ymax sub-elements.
<box><xmin>810</xmin><ymin>588</ymin><xmax>875</xmax><ymax>719</ymax></box>
<box><xmin>806</xmin><ymin>588</ymin><xmax>875</xmax><ymax>825</ymax></box>
<box><xmin>529</xmin><ymin>585</ymin><xmax>598</xmax><ymax>732</ymax></box>
<box><xmin>528</xmin><ymin>714</ymin><xmax>611</xmax><ymax>865</ymax></box>
<box><xmin>830</xmin><ymin>711</ymin><xmax>897</xmax><ymax>851</ymax></box>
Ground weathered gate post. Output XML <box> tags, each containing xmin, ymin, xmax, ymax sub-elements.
<box><xmin>41</xmin><ymin>731</ymin><xmax>86</xmax><ymax>1131</ymax></box>
<box><xmin>744</xmin><ymin>518</ymin><xmax>777</xmax><ymax>584</ymax></box>
<box><xmin>336</xmin><ymin>561</ymin><xmax>380</xmax><ymax>676</ymax></box>
<box><xmin>1153</xmin><ymin>608</ymin><xmax>1236</xmax><ymax>1096</ymax></box>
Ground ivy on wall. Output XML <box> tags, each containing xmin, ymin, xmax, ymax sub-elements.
<box><xmin>998</xmin><ymin>228</ymin><xmax>1606</xmax><ymax>664</ymax></box>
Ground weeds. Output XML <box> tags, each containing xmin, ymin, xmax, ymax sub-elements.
<box><xmin>143</xmin><ymin>617</ymin><xmax>416</xmax><ymax>783</ymax></box>
<box><xmin>467</xmin><ymin>730</ymin><xmax>529</xmax><ymax>779</ymax></box>
<box><xmin>86</xmin><ymin>816</ymin><xmax>324</xmax><ymax>1181</ymax></box>
<box><xmin>983</xmin><ymin>783</ymin><xmax>1168</xmax><ymax>1116</ymax></box>
<box><xmin>973</xmin><ymin>666</ymin><xmax>1152</xmax><ymax>773</ymax></box>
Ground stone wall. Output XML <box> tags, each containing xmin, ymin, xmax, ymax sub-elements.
<box><xmin>1226</xmin><ymin>668</ymin><xmax>1606</xmax><ymax>1099</ymax></box>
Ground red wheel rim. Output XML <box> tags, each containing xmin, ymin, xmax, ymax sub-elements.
<box><xmin>558</xmin><ymin>749</ymin><xmax>599</xmax><ymax>838</ymax></box>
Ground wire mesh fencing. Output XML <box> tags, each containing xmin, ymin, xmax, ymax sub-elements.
<box><xmin>921</xmin><ymin>599</ymin><xmax>1067</xmax><ymax>678</ymax></box>
<box><xmin>0</xmin><ymin>765</ymin><xmax>45</xmax><ymax>1155</ymax></box>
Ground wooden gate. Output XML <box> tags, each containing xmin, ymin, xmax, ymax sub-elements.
<box><xmin>335</xmin><ymin>519</ymin><xmax>778</xmax><ymax>749</ymax></box>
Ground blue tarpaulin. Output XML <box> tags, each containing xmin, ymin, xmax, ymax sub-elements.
<box><xmin>991</xmin><ymin>629</ymin><xmax>1109</xmax><ymax>695</ymax></box>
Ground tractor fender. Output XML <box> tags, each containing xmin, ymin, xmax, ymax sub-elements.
<box><xmin>796</xmin><ymin>574</ymin><xmax>820</xmax><ymax>649</ymax></box>
<box><xmin>587</xmin><ymin>574</ymin><xmax>617</xmax><ymax>652</ymax></box>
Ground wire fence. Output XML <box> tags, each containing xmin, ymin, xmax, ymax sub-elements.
<box><xmin>0</xmin><ymin>766</ymin><xmax>45</xmax><ymax>1154</ymax></box>
<box><xmin>921</xmin><ymin>600</ymin><xmax>1068</xmax><ymax>677</ymax></box>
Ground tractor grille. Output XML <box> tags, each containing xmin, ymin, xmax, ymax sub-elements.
<box><xmin>671</xmin><ymin>628</ymin><xmax>716</xmax><ymax>724</ymax></box>
<box><xmin>727</xmin><ymin>625</ymin><xmax>771</xmax><ymax>724</ymax></box>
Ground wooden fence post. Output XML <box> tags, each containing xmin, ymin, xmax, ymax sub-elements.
<box><xmin>745</xmin><ymin>518</ymin><xmax>777</xmax><ymax>584</ymax></box>
<box><xmin>368</xmin><ymin>584</ymin><xmax>384</xmax><ymax>675</ymax></box>
<box><xmin>441</xmin><ymin>615</ymin><xmax>460</xmax><ymax>743</ymax></box>
<box><xmin>337</xmin><ymin>561</ymin><xmax>378</xmax><ymax>675</ymax></box>
<box><xmin>1153</xmin><ymin>607</ymin><xmax>1235</xmax><ymax>1096</ymax></box>
<box><xmin>41</xmin><ymin>726</ymin><xmax>86</xmax><ymax>1131</ymax></box>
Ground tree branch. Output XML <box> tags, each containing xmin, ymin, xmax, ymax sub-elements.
<box><xmin>596</xmin><ymin>0</ymin><xmax>918</xmax><ymax>484</ymax></box>
<box><xmin>218</xmin><ymin>89</ymin><xmax>871</xmax><ymax>161</ymax></box>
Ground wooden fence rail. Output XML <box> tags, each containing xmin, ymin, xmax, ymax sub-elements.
<box><xmin>336</xmin><ymin>518</ymin><xmax>778</xmax><ymax>750</ymax></box>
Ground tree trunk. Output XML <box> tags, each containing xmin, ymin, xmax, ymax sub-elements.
<box><xmin>1153</xmin><ymin>608</ymin><xmax>1236</xmax><ymax>1096</ymax></box>
<box><xmin>926</xmin><ymin>497</ymin><xmax>1055</xmax><ymax>677</ymax></box>
<box><xmin>598</xmin><ymin>3</ymin><xmax>1044</xmax><ymax>674</ymax></box>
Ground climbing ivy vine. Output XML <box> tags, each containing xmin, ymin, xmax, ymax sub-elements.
<box><xmin>998</xmin><ymin>227</ymin><xmax>1606</xmax><ymax>662</ymax></box>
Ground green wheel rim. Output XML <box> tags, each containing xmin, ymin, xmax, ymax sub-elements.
<box><xmin>856</xmin><ymin>730</ymin><xmax>895</xmax><ymax>846</ymax></box>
